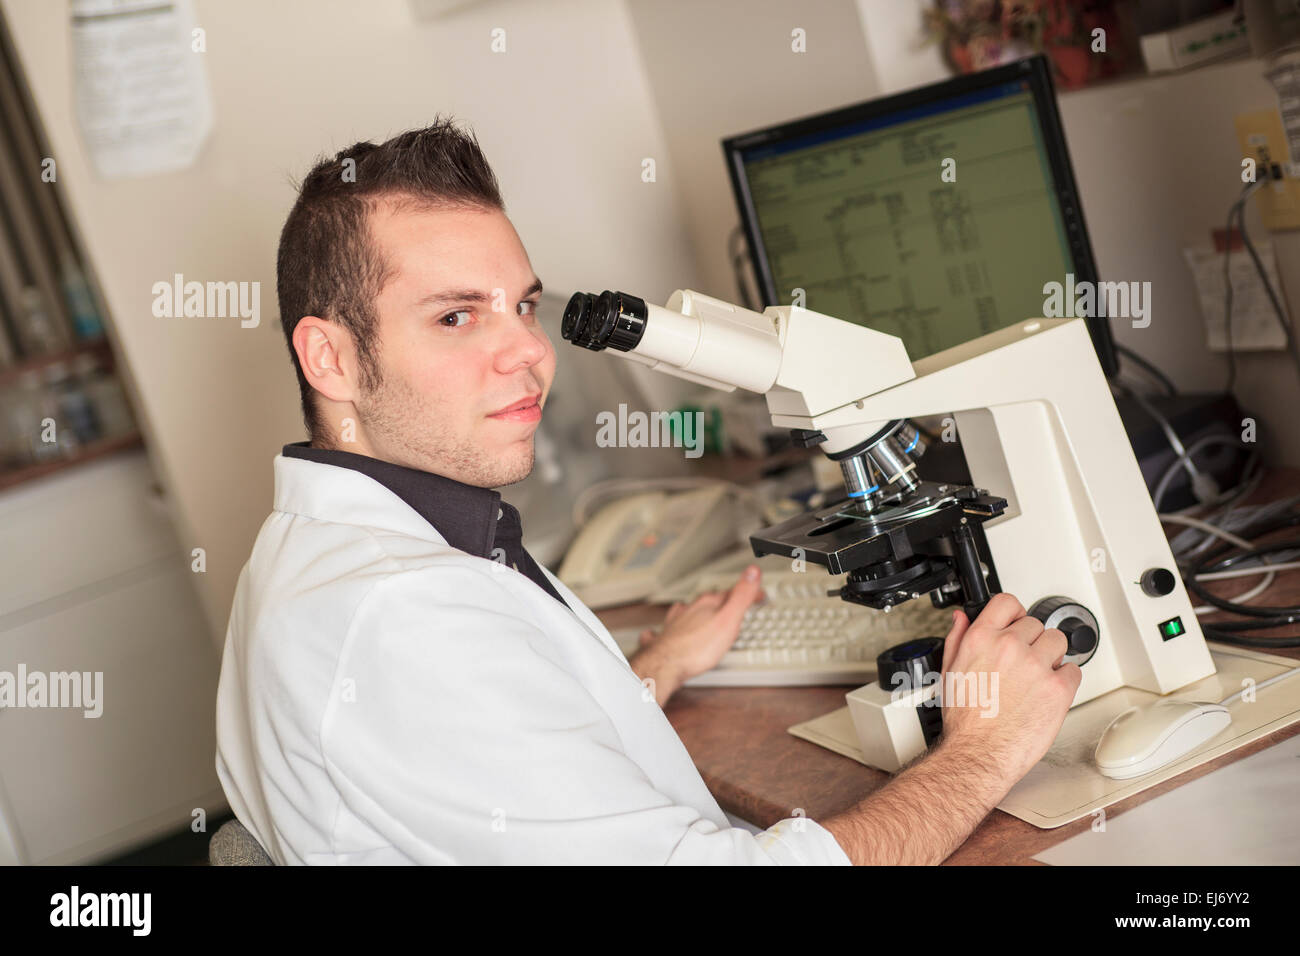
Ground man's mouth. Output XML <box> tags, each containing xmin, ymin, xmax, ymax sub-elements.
<box><xmin>487</xmin><ymin>393</ymin><xmax>542</xmax><ymax>423</ymax></box>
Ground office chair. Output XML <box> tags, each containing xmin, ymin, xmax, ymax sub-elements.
<box><xmin>209</xmin><ymin>818</ymin><xmax>274</xmax><ymax>866</ymax></box>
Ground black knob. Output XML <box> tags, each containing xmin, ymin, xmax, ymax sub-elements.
<box><xmin>1140</xmin><ymin>568</ymin><xmax>1176</xmax><ymax>597</ymax></box>
<box><xmin>877</xmin><ymin>637</ymin><xmax>946</xmax><ymax>748</ymax></box>
<box><xmin>1028</xmin><ymin>596</ymin><xmax>1100</xmax><ymax>666</ymax></box>
<box><xmin>876</xmin><ymin>637</ymin><xmax>945</xmax><ymax>695</ymax></box>
<box><xmin>1057</xmin><ymin>616</ymin><xmax>1098</xmax><ymax>655</ymax></box>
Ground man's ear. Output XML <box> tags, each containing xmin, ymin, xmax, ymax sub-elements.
<box><xmin>292</xmin><ymin>316</ymin><xmax>359</xmax><ymax>404</ymax></box>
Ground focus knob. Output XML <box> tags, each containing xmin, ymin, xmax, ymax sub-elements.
<box><xmin>1028</xmin><ymin>596</ymin><xmax>1100</xmax><ymax>666</ymax></box>
<box><xmin>876</xmin><ymin>637</ymin><xmax>946</xmax><ymax>747</ymax></box>
<box><xmin>1056</xmin><ymin>616</ymin><xmax>1098</xmax><ymax>656</ymax></box>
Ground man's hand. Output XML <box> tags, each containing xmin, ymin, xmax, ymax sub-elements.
<box><xmin>822</xmin><ymin>592</ymin><xmax>1081</xmax><ymax>865</ymax></box>
<box><xmin>628</xmin><ymin>564</ymin><xmax>764</xmax><ymax>706</ymax></box>
<box><xmin>937</xmin><ymin>592</ymin><xmax>1082</xmax><ymax>785</ymax></box>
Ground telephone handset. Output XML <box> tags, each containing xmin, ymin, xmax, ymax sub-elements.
<box><xmin>557</xmin><ymin>485</ymin><xmax>741</xmax><ymax>609</ymax></box>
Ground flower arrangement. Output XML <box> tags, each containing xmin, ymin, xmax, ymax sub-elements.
<box><xmin>923</xmin><ymin>0</ymin><xmax>1140</xmax><ymax>89</ymax></box>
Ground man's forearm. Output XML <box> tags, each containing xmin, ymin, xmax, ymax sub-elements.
<box><xmin>821</xmin><ymin>736</ymin><xmax>1013</xmax><ymax>865</ymax></box>
<box><xmin>627</xmin><ymin>645</ymin><xmax>683</xmax><ymax>707</ymax></box>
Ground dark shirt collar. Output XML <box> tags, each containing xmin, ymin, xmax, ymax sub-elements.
<box><xmin>281</xmin><ymin>441</ymin><xmax>506</xmax><ymax>558</ymax></box>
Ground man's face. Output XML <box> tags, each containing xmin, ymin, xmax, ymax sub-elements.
<box><xmin>354</xmin><ymin>201</ymin><xmax>555</xmax><ymax>487</ymax></box>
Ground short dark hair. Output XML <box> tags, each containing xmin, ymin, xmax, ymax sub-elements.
<box><xmin>276</xmin><ymin>117</ymin><xmax>505</xmax><ymax>443</ymax></box>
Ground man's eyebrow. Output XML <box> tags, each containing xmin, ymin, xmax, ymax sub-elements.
<box><xmin>418</xmin><ymin>277</ymin><xmax>543</xmax><ymax>307</ymax></box>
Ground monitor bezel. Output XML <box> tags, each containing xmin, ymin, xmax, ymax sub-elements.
<box><xmin>721</xmin><ymin>54</ymin><xmax>1117</xmax><ymax>379</ymax></box>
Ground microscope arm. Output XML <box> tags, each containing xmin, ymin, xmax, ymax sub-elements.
<box><xmin>562</xmin><ymin>287</ymin><xmax>918</xmax><ymax>453</ymax></box>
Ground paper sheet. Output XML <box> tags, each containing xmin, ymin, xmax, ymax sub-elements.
<box><xmin>72</xmin><ymin>0</ymin><xmax>213</xmax><ymax>179</ymax></box>
<box><xmin>1183</xmin><ymin>243</ymin><xmax>1289</xmax><ymax>352</ymax></box>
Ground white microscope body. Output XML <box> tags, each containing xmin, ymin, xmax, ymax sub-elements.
<box><xmin>561</xmin><ymin>288</ymin><xmax>1215</xmax><ymax>763</ymax></box>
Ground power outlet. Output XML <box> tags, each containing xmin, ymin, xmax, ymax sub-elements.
<box><xmin>1235</xmin><ymin>109</ymin><xmax>1300</xmax><ymax>230</ymax></box>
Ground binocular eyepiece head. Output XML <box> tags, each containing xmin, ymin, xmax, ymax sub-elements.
<box><xmin>561</xmin><ymin>290</ymin><xmax>649</xmax><ymax>352</ymax></box>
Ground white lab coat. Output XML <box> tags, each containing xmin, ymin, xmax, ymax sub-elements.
<box><xmin>215</xmin><ymin>453</ymin><xmax>851</xmax><ymax>864</ymax></box>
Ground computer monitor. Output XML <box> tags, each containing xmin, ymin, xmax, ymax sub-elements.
<box><xmin>723</xmin><ymin>55</ymin><xmax>1117</xmax><ymax>378</ymax></box>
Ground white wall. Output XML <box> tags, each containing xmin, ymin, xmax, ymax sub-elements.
<box><xmin>858</xmin><ymin>0</ymin><xmax>946</xmax><ymax>96</ymax></box>
<box><xmin>625</xmin><ymin>0</ymin><xmax>881</xmax><ymax>308</ymax></box>
<box><xmin>2</xmin><ymin>0</ymin><xmax>700</xmax><ymax>642</ymax></box>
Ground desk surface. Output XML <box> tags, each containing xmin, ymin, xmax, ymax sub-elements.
<box><xmin>595</xmin><ymin>467</ymin><xmax>1300</xmax><ymax>865</ymax></box>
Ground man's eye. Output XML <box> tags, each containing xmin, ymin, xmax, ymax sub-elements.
<box><xmin>438</xmin><ymin>309</ymin><xmax>474</xmax><ymax>328</ymax></box>
<box><xmin>518</xmin><ymin>300</ymin><xmax>538</xmax><ymax>317</ymax></box>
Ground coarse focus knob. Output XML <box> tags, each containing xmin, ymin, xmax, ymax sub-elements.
<box><xmin>1028</xmin><ymin>596</ymin><xmax>1101</xmax><ymax>667</ymax></box>
<box><xmin>1056</xmin><ymin>616</ymin><xmax>1098</xmax><ymax>656</ymax></box>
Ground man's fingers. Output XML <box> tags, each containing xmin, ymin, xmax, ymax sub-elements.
<box><xmin>693</xmin><ymin>592</ymin><xmax>726</xmax><ymax>611</ymax></box>
<box><xmin>1032</xmin><ymin>627</ymin><xmax>1068</xmax><ymax>667</ymax></box>
<box><xmin>941</xmin><ymin>609</ymin><xmax>969</xmax><ymax>674</ymax></box>
<box><xmin>717</xmin><ymin>565</ymin><xmax>763</xmax><ymax>628</ymax></box>
<box><xmin>1057</xmin><ymin>661</ymin><xmax>1083</xmax><ymax>694</ymax></box>
<box><xmin>971</xmin><ymin>592</ymin><xmax>1027</xmax><ymax>632</ymax></box>
<box><xmin>1007</xmin><ymin>615</ymin><xmax>1045</xmax><ymax>645</ymax></box>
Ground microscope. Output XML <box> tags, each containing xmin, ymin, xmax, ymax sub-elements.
<box><xmin>561</xmin><ymin>288</ymin><xmax>1216</xmax><ymax>766</ymax></box>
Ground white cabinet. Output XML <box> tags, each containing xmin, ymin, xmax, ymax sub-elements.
<box><xmin>0</xmin><ymin>451</ymin><xmax>223</xmax><ymax>863</ymax></box>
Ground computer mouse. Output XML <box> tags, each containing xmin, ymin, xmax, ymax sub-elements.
<box><xmin>1094</xmin><ymin>699</ymin><xmax>1231</xmax><ymax>780</ymax></box>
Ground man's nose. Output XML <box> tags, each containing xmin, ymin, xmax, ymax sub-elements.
<box><xmin>492</xmin><ymin>312</ymin><xmax>550</xmax><ymax>373</ymax></box>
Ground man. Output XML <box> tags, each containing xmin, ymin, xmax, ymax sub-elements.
<box><xmin>215</xmin><ymin>118</ymin><xmax>1080</xmax><ymax>865</ymax></box>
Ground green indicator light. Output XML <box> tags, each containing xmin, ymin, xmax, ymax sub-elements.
<box><xmin>1159</xmin><ymin>616</ymin><xmax>1185</xmax><ymax>640</ymax></box>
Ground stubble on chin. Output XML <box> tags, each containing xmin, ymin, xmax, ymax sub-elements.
<box><xmin>355</xmin><ymin>373</ymin><xmax>537</xmax><ymax>488</ymax></box>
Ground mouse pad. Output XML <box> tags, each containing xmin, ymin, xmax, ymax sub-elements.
<box><xmin>787</xmin><ymin>644</ymin><xmax>1300</xmax><ymax>829</ymax></box>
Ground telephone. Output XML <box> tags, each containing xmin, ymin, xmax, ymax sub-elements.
<box><xmin>557</xmin><ymin>485</ymin><xmax>742</xmax><ymax>609</ymax></box>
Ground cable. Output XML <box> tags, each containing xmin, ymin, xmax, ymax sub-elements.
<box><xmin>1167</xmin><ymin>468</ymin><xmax>1257</xmax><ymax>527</ymax></box>
<box><xmin>1201</xmin><ymin>624</ymin><xmax>1300</xmax><ymax>647</ymax></box>
<box><xmin>1198</xmin><ymin>535</ymin><xmax>1300</xmax><ymax>578</ymax></box>
<box><xmin>1186</xmin><ymin>539</ymin><xmax>1300</xmax><ymax>617</ymax></box>
<box><xmin>1237</xmin><ymin>195</ymin><xmax>1300</xmax><ymax>384</ymax></box>
<box><xmin>1197</xmin><ymin>561</ymin><xmax>1300</xmax><ymax>581</ymax></box>
<box><xmin>1167</xmin><ymin>464</ymin><xmax>1266</xmax><ymax>546</ymax></box>
<box><xmin>1162</xmin><ymin>490</ymin><xmax>1300</xmax><ymax>634</ymax></box>
<box><xmin>1203</xmin><ymin>615</ymin><xmax>1300</xmax><ymax>630</ymax></box>
<box><xmin>1153</xmin><ymin>434</ymin><xmax>1246</xmax><ymax>513</ymax></box>
<box><xmin>1150</xmin><ymin>433</ymin><xmax>1247</xmax><ymax>512</ymax></box>
<box><xmin>1164</xmin><ymin>509</ymin><xmax>1300</xmax><ymax>611</ymax></box>
<box><xmin>1115</xmin><ymin>343</ymin><xmax>1177</xmax><ymax>396</ymax></box>
<box><xmin>1192</xmin><ymin>509</ymin><xmax>1300</xmax><ymax>561</ymax></box>
<box><xmin>1165</xmin><ymin>464</ymin><xmax>1272</xmax><ymax>560</ymax></box>
<box><xmin>1198</xmin><ymin>575</ymin><xmax>1271</xmax><ymax>610</ymax></box>
<box><xmin>1110</xmin><ymin>382</ymin><xmax>1219</xmax><ymax>511</ymax></box>
<box><xmin>1221</xmin><ymin>180</ymin><xmax>1265</xmax><ymax>392</ymax></box>
<box><xmin>1136</xmin><ymin>390</ymin><xmax>1206</xmax><ymax>493</ymax></box>
<box><xmin>1161</xmin><ymin>512</ymin><xmax>1257</xmax><ymax>552</ymax></box>
<box><xmin>1216</xmin><ymin>663</ymin><xmax>1300</xmax><ymax>705</ymax></box>
<box><xmin>1113</xmin><ymin>382</ymin><xmax>1262</xmax><ymax>514</ymax></box>
<box><xmin>1222</xmin><ymin>192</ymin><xmax>1242</xmax><ymax>391</ymax></box>
<box><xmin>1193</xmin><ymin>561</ymin><xmax>1300</xmax><ymax>611</ymax></box>
<box><xmin>1161</xmin><ymin>512</ymin><xmax>1280</xmax><ymax>609</ymax></box>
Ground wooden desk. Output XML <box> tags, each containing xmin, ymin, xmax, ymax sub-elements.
<box><xmin>596</xmin><ymin>468</ymin><xmax>1300</xmax><ymax>864</ymax></box>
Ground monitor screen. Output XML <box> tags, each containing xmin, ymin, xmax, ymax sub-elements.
<box><xmin>724</xmin><ymin>56</ymin><xmax>1115</xmax><ymax>375</ymax></box>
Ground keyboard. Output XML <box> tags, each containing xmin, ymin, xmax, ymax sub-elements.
<box><xmin>608</xmin><ymin>558</ymin><xmax>954</xmax><ymax>686</ymax></box>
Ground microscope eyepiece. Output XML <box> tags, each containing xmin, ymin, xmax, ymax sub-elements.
<box><xmin>561</xmin><ymin>290</ymin><xmax>648</xmax><ymax>352</ymax></box>
<box><xmin>560</xmin><ymin>292</ymin><xmax>595</xmax><ymax>345</ymax></box>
